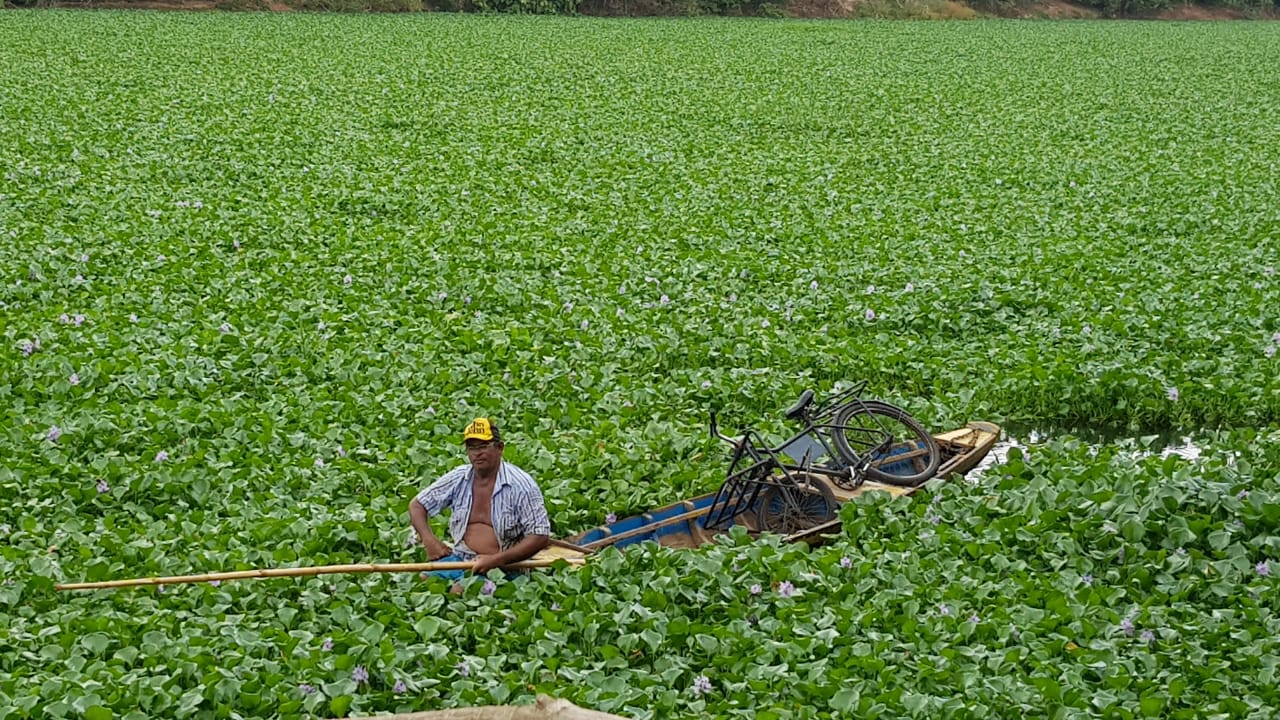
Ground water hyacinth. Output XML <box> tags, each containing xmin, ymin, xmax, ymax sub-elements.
<box><xmin>865</xmin><ymin>308</ymin><xmax>876</xmax><ymax>321</ymax></box>
<box><xmin>691</xmin><ymin>675</ymin><xmax>712</xmax><ymax>697</ymax></box>
<box><xmin>749</xmin><ymin>583</ymin><xmax>761</xmax><ymax>596</ymax></box>
<box><xmin>839</xmin><ymin>557</ymin><xmax>852</xmax><ymax>569</ymax></box>
<box><xmin>481</xmin><ymin>579</ymin><xmax>496</xmax><ymax>595</ymax></box>
<box><xmin>343</xmin><ymin>274</ymin><xmax>353</xmax><ymax>286</ymax></box>
<box><xmin>969</xmin><ymin>613</ymin><xmax>980</xmax><ymax>623</ymax></box>
<box><xmin>47</xmin><ymin>425</ymin><xmax>62</xmax><ymax>443</ymax></box>
<box><xmin>351</xmin><ymin>666</ymin><xmax>368</xmax><ymax>684</ymax></box>
<box><xmin>939</xmin><ymin>604</ymin><xmax>951</xmax><ymax>616</ymax></box>
<box><xmin>393</xmin><ymin>679</ymin><xmax>407</xmax><ymax>694</ymax></box>
<box><xmin>1121</xmin><ymin>617</ymin><xmax>1135</xmax><ymax>636</ymax></box>
<box><xmin>154</xmin><ymin>450</ymin><xmax>168</xmax><ymax>463</ymax></box>
<box><xmin>1166</xmin><ymin>386</ymin><xmax>1179</xmax><ymax>402</ymax></box>
<box><xmin>96</xmin><ymin>479</ymin><xmax>109</xmax><ymax>494</ymax></box>
<box><xmin>1140</xmin><ymin>629</ymin><xmax>1155</xmax><ymax>645</ymax></box>
<box><xmin>322</xmin><ymin>638</ymin><xmax>333</xmax><ymax>651</ymax></box>
<box><xmin>605</xmin><ymin>512</ymin><xmax>618</xmax><ymax>524</ymax></box>
<box><xmin>219</xmin><ymin>322</ymin><xmax>232</xmax><ymax>334</ymax></box>
<box><xmin>778</xmin><ymin>580</ymin><xmax>794</xmax><ymax>598</ymax></box>
<box><xmin>299</xmin><ymin>684</ymin><xmax>316</xmax><ymax>696</ymax></box>
<box><xmin>1257</xmin><ymin>561</ymin><xmax>1270</xmax><ymax>577</ymax></box>
<box><xmin>68</xmin><ymin>372</ymin><xmax>79</xmax><ymax>386</ymax></box>
<box><xmin>455</xmin><ymin>661</ymin><xmax>470</xmax><ymax>677</ymax></box>
<box><xmin>1081</xmin><ymin>574</ymin><xmax>1093</xmax><ymax>586</ymax></box>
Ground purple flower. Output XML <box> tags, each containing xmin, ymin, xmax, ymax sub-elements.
<box><xmin>481</xmin><ymin>579</ymin><xmax>496</xmax><ymax>595</ymax></box>
<box><xmin>1009</xmin><ymin>624</ymin><xmax>1019</xmax><ymax>640</ymax></box>
<box><xmin>839</xmin><ymin>557</ymin><xmax>852</xmax><ymax>569</ymax></box>
<box><xmin>749</xmin><ymin>583</ymin><xmax>761</xmax><ymax>596</ymax></box>
<box><xmin>778</xmin><ymin>581</ymin><xmax>794</xmax><ymax>598</ymax></box>
<box><xmin>700</xmin><ymin>380</ymin><xmax>712</xmax><ymax>390</ymax></box>
<box><xmin>1166</xmin><ymin>386</ymin><xmax>1179</xmax><ymax>402</ymax></box>
<box><xmin>456</xmin><ymin>661</ymin><xmax>470</xmax><ymax>677</ymax></box>
<box><xmin>939</xmin><ymin>604</ymin><xmax>951</xmax><ymax>616</ymax></box>
<box><xmin>96</xmin><ymin>479</ymin><xmax>109</xmax><ymax>494</ymax></box>
<box><xmin>905</xmin><ymin>282</ymin><xmax>914</xmax><ymax>292</ymax></box>
<box><xmin>1267</xmin><ymin>266</ymin><xmax>1276</xmax><ymax>276</ymax></box>
<box><xmin>69</xmin><ymin>373</ymin><xmax>80</xmax><ymax>386</ymax></box>
<box><xmin>299</xmin><ymin>683</ymin><xmax>316</xmax><ymax>696</ymax></box>
<box><xmin>659</xmin><ymin>294</ymin><xmax>670</xmax><ymax>305</ymax></box>
<box><xmin>1257</xmin><ymin>561</ymin><xmax>1270</xmax><ymax>577</ymax></box>
<box><xmin>580</xmin><ymin>320</ymin><xmax>589</xmax><ymax>331</ymax></box>
<box><xmin>969</xmin><ymin>613</ymin><xmax>980</xmax><ymax>623</ymax></box>
<box><xmin>1081</xmin><ymin>574</ymin><xmax>1093</xmax><ymax>586</ymax></box>
<box><xmin>18</xmin><ymin>339</ymin><xmax>35</xmax><ymax>356</ymax></box>
<box><xmin>314</xmin><ymin>457</ymin><xmax>325</xmax><ymax>468</ymax></box>
<box><xmin>865</xmin><ymin>308</ymin><xmax>876</xmax><ymax>321</ymax></box>
<box><xmin>809</xmin><ymin>280</ymin><xmax>819</xmax><ymax>291</ymax></box>
<box><xmin>47</xmin><ymin>425</ymin><xmax>62</xmax><ymax>443</ymax></box>
<box><xmin>1267</xmin><ymin>345</ymin><xmax>1276</xmax><ymax>359</ymax></box>
<box><xmin>342</xmin><ymin>274</ymin><xmax>353</xmax><ymax>286</ymax></box>
<box><xmin>728</xmin><ymin>293</ymin><xmax>737</xmax><ymax>303</ymax></box>
<box><xmin>129</xmin><ymin>313</ymin><xmax>138</xmax><ymax>323</ymax></box>
<box><xmin>352</xmin><ymin>666</ymin><xmax>368</xmax><ymax>684</ymax></box>
<box><xmin>322</xmin><ymin>638</ymin><xmax>333</xmax><ymax>651</ymax></box>
<box><xmin>1238</xmin><ymin>489</ymin><xmax>1250</xmax><ymax>500</ymax></box>
<box><xmin>1121</xmin><ymin>616</ymin><xmax>1135</xmax><ymax>636</ymax></box>
<box><xmin>691</xmin><ymin>675</ymin><xmax>712</xmax><ymax>696</ymax></box>
<box><xmin>219</xmin><ymin>322</ymin><xmax>232</xmax><ymax>334</ymax></box>
<box><xmin>866</xmin><ymin>284</ymin><xmax>876</xmax><ymax>294</ymax></box>
<box><xmin>551</xmin><ymin>602</ymin><xmax>561</xmax><ymax>611</ymax></box>
<box><xmin>154</xmin><ymin>451</ymin><xmax>168</xmax><ymax>463</ymax></box>
<box><xmin>1272</xmin><ymin>331</ymin><xmax>1280</xmax><ymax>344</ymax></box>
<box><xmin>233</xmin><ymin>239</ymin><xmax>241</xmax><ymax>251</ymax></box>
<box><xmin>1140</xmin><ymin>629</ymin><xmax>1155</xmax><ymax>645</ymax></box>
<box><xmin>393</xmin><ymin>679</ymin><xmax>407</xmax><ymax>694</ymax></box>
<box><xmin>210</xmin><ymin>580</ymin><xmax>221</xmax><ymax>587</ymax></box>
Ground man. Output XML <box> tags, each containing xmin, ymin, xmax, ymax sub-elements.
<box><xmin>409</xmin><ymin>418</ymin><xmax>551</xmax><ymax>579</ymax></box>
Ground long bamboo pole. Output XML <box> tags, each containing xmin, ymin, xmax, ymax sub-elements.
<box><xmin>55</xmin><ymin>557</ymin><xmax>586</xmax><ymax>591</ymax></box>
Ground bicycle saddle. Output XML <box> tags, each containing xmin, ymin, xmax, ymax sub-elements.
<box><xmin>784</xmin><ymin>389</ymin><xmax>815</xmax><ymax>420</ymax></box>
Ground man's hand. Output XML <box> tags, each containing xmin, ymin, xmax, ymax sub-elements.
<box><xmin>424</xmin><ymin>538</ymin><xmax>453</xmax><ymax>561</ymax></box>
<box><xmin>471</xmin><ymin>554</ymin><xmax>503</xmax><ymax>574</ymax></box>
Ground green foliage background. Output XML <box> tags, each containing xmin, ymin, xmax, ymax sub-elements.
<box><xmin>1</xmin><ymin>13</ymin><xmax>1279</xmax><ymax>719</ymax></box>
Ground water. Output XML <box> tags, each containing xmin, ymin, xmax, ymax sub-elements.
<box><xmin>964</xmin><ymin>430</ymin><xmax>1204</xmax><ymax>483</ymax></box>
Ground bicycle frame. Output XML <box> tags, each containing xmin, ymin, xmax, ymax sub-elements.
<box><xmin>704</xmin><ymin>387</ymin><xmax>893</xmax><ymax>530</ymax></box>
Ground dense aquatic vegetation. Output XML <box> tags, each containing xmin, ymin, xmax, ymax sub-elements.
<box><xmin>1</xmin><ymin>12</ymin><xmax>1278</xmax><ymax>719</ymax></box>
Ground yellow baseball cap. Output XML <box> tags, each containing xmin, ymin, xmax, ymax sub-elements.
<box><xmin>462</xmin><ymin>417</ymin><xmax>498</xmax><ymax>442</ymax></box>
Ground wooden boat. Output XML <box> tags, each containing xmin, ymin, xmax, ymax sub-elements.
<box><xmin>531</xmin><ymin>421</ymin><xmax>1001</xmax><ymax>562</ymax></box>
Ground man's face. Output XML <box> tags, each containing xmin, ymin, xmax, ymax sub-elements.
<box><xmin>465</xmin><ymin>440</ymin><xmax>502</xmax><ymax>472</ymax></box>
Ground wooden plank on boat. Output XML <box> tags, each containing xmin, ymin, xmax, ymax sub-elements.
<box><xmin>578</xmin><ymin>506</ymin><xmax>712</xmax><ymax>551</ymax></box>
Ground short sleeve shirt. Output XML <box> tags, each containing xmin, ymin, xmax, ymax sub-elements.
<box><xmin>414</xmin><ymin>461</ymin><xmax>551</xmax><ymax>551</ymax></box>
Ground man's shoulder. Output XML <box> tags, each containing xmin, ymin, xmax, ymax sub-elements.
<box><xmin>498</xmin><ymin>462</ymin><xmax>538</xmax><ymax>486</ymax></box>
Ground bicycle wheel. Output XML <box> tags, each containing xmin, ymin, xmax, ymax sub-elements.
<box><xmin>833</xmin><ymin>400</ymin><xmax>941</xmax><ymax>487</ymax></box>
<box><xmin>757</xmin><ymin>476</ymin><xmax>837</xmax><ymax>535</ymax></box>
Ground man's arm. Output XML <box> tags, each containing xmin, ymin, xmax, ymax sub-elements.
<box><xmin>472</xmin><ymin>533</ymin><xmax>550</xmax><ymax>574</ymax></box>
<box><xmin>408</xmin><ymin>498</ymin><xmax>454</xmax><ymax>561</ymax></box>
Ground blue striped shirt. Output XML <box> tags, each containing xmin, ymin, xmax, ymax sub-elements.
<box><xmin>414</xmin><ymin>461</ymin><xmax>551</xmax><ymax>556</ymax></box>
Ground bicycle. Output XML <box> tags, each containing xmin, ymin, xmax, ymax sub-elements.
<box><xmin>704</xmin><ymin>382</ymin><xmax>942</xmax><ymax>535</ymax></box>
